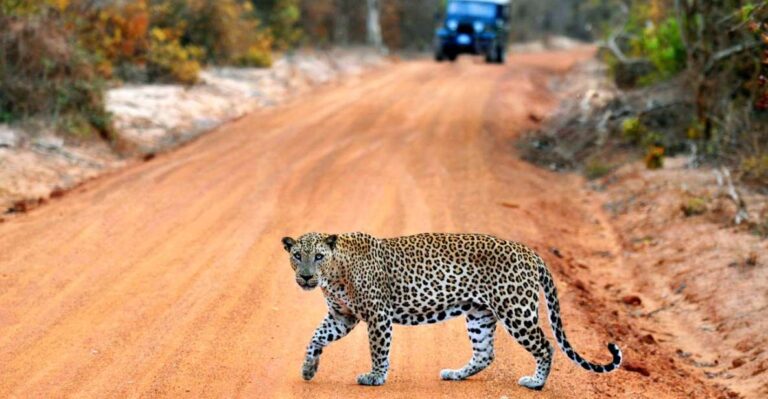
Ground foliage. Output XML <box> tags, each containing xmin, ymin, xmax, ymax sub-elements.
<box><xmin>681</xmin><ymin>1</ymin><xmax>768</xmax><ymax>188</ymax></box>
<box><xmin>634</xmin><ymin>17</ymin><xmax>687</xmax><ymax>84</ymax></box>
<box><xmin>147</xmin><ymin>27</ymin><xmax>203</xmax><ymax>84</ymax></box>
<box><xmin>644</xmin><ymin>145</ymin><xmax>665</xmax><ymax>169</ymax></box>
<box><xmin>76</xmin><ymin>0</ymin><xmax>151</xmax><ymax>80</ymax></box>
<box><xmin>621</xmin><ymin>117</ymin><xmax>644</xmax><ymax>143</ymax></box>
<box><xmin>584</xmin><ymin>158</ymin><xmax>612</xmax><ymax>179</ymax></box>
<box><xmin>612</xmin><ymin>2</ymin><xmax>687</xmax><ymax>85</ymax></box>
<box><xmin>0</xmin><ymin>4</ymin><xmax>112</xmax><ymax>138</ymax></box>
<box><xmin>740</xmin><ymin>155</ymin><xmax>768</xmax><ymax>186</ymax></box>
<box><xmin>259</xmin><ymin>0</ymin><xmax>302</xmax><ymax>50</ymax></box>
<box><xmin>0</xmin><ymin>0</ymin><xmax>285</xmax><ymax>139</ymax></box>
<box><xmin>621</xmin><ymin>117</ymin><xmax>663</xmax><ymax>148</ymax></box>
<box><xmin>603</xmin><ymin>1</ymin><xmax>768</xmax><ymax>184</ymax></box>
<box><xmin>621</xmin><ymin>116</ymin><xmax>666</xmax><ymax>169</ymax></box>
<box><xmin>681</xmin><ymin>196</ymin><xmax>708</xmax><ymax>217</ymax></box>
<box><xmin>178</xmin><ymin>0</ymin><xmax>272</xmax><ymax>66</ymax></box>
<box><xmin>235</xmin><ymin>39</ymin><xmax>274</xmax><ymax>67</ymax></box>
<box><xmin>5</xmin><ymin>0</ymin><xmax>280</xmax><ymax>81</ymax></box>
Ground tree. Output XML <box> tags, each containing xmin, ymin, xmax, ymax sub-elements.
<box><xmin>366</xmin><ymin>0</ymin><xmax>385</xmax><ymax>51</ymax></box>
<box><xmin>333</xmin><ymin>0</ymin><xmax>350</xmax><ymax>45</ymax></box>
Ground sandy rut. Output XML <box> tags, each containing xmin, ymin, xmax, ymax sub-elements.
<box><xmin>0</xmin><ymin>49</ymin><xmax>725</xmax><ymax>398</ymax></box>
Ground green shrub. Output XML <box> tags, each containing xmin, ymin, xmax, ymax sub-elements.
<box><xmin>147</xmin><ymin>27</ymin><xmax>202</xmax><ymax>84</ymax></box>
<box><xmin>0</xmin><ymin>0</ymin><xmax>47</xmax><ymax>16</ymax></box>
<box><xmin>621</xmin><ymin>117</ymin><xmax>645</xmax><ymax>143</ymax></box>
<box><xmin>621</xmin><ymin>117</ymin><xmax>664</xmax><ymax>148</ymax></box>
<box><xmin>178</xmin><ymin>0</ymin><xmax>273</xmax><ymax>66</ymax></box>
<box><xmin>681</xmin><ymin>196</ymin><xmax>707</xmax><ymax>217</ymax></box>
<box><xmin>613</xmin><ymin>4</ymin><xmax>687</xmax><ymax>86</ymax></box>
<box><xmin>266</xmin><ymin>0</ymin><xmax>302</xmax><ymax>50</ymax></box>
<box><xmin>236</xmin><ymin>43</ymin><xmax>273</xmax><ymax>67</ymax></box>
<box><xmin>585</xmin><ymin>158</ymin><xmax>612</xmax><ymax>180</ymax></box>
<box><xmin>634</xmin><ymin>17</ymin><xmax>686</xmax><ymax>83</ymax></box>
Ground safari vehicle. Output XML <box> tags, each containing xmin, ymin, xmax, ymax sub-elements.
<box><xmin>434</xmin><ymin>0</ymin><xmax>511</xmax><ymax>64</ymax></box>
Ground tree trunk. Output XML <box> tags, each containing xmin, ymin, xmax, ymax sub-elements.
<box><xmin>334</xmin><ymin>0</ymin><xmax>350</xmax><ymax>45</ymax></box>
<box><xmin>366</xmin><ymin>0</ymin><xmax>386</xmax><ymax>52</ymax></box>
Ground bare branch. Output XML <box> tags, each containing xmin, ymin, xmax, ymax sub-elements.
<box><xmin>704</xmin><ymin>41</ymin><xmax>761</xmax><ymax>74</ymax></box>
<box><xmin>602</xmin><ymin>32</ymin><xmax>630</xmax><ymax>63</ymax></box>
<box><xmin>715</xmin><ymin>167</ymin><xmax>750</xmax><ymax>225</ymax></box>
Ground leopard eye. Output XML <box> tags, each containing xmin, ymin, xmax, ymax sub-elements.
<box><xmin>314</xmin><ymin>253</ymin><xmax>324</xmax><ymax>261</ymax></box>
<box><xmin>293</xmin><ymin>252</ymin><xmax>302</xmax><ymax>261</ymax></box>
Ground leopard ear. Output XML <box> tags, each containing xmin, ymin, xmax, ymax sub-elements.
<box><xmin>324</xmin><ymin>234</ymin><xmax>338</xmax><ymax>250</ymax></box>
<box><xmin>282</xmin><ymin>237</ymin><xmax>296</xmax><ymax>252</ymax></box>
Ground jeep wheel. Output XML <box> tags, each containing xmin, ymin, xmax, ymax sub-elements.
<box><xmin>486</xmin><ymin>45</ymin><xmax>504</xmax><ymax>64</ymax></box>
<box><xmin>496</xmin><ymin>46</ymin><xmax>506</xmax><ymax>64</ymax></box>
<box><xmin>446</xmin><ymin>52</ymin><xmax>457</xmax><ymax>62</ymax></box>
<box><xmin>485</xmin><ymin>50</ymin><xmax>495</xmax><ymax>64</ymax></box>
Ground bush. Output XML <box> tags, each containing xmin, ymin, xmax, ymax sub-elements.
<box><xmin>0</xmin><ymin>11</ymin><xmax>111</xmax><ymax>138</ymax></box>
<box><xmin>76</xmin><ymin>0</ymin><xmax>277</xmax><ymax>80</ymax></box>
<box><xmin>75</xmin><ymin>0</ymin><xmax>151</xmax><ymax>80</ymax></box>
<box><xmin>740</xmin><ymin>155</ymin><xmax>768</xmax><ymax>187</ymax></box>
<box><xmin>645</xmin><ymin>145</ymin><xmax>665</xmax><ymax>169</ymax></box>
<box><xmin>147</xmin><ymin>27</ymin><xmax>202</xmax><ymax>84</ymax></box>
<box><xmin>236</xmin><ymin>43</ymin><xmax>274</xmax><ymax>67</ymax></box>
<box><xmin>264</xmin><ymin>0</ymin><xmax>302</xmax><ymax>50</ymax></box>
<box><xmin>177</xmin><ymin>0</ymin><xmax>273</xmax><ymax>66</ymax></box>
<box><xmin>633</xmin><ymin>16</ymin><xmax>687</xmax><ymax>84</ymax></box>
<box><xmin>0</xmin><ymin>0</ymin><xmax>290</xmax><ymax>142</ymax></box>
<box><xmin>681</xmin><ymin>196</ymin><xmax>708</xmax><ymax>217</ymax></box>
<box><xmin>585</xmin><ymin>158</ymin><xmax>612</xmax><ymax>180</ymax></box>
<box><xmin>621</xmin><ymin>117</ymin><xmax>645</xmax><ymax>143</ymax></box>
<box><xmin>621</xmin><ymin>117</ymin><xmax>664</xmax><ymax>148</ymax></box>
<box><xmin>604</xmin><ymin>3</ymin><xmax>687</xmax><ymax>87</ymax></box>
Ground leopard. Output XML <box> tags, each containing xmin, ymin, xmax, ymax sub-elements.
<box><xmin>281</xmin><ymin>232</ymin><xmax>622</xmax><ymax>390</ymax></box>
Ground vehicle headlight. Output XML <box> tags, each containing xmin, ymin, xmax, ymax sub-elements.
<box><xmin>447</xmin><ymin>20</ymin><xmax>458</xmax><ymax>30</ymax></box>
<box><xmin>473</xmin><ymin>21</ymin><xmax>485</xmax><ymax>32</ymax></box>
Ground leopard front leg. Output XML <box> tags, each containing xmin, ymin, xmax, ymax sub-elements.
<box><xmin>357</xmin><ymin>310</ymin><xmax>392</xmax><ymax>386</ymax></box>
<box><xmin>302</xmin><ymin>312</ymin><xmax>358</xmax><ymax>381</ymax></box>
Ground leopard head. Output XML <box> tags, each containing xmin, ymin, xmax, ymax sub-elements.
<box><xmin>281</xmin><ymin>233</ymin><xmax>338</xmax><ymax>291</ymax></box>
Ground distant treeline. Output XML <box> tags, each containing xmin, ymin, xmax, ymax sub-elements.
<box><xmin>295</xmin><ymin>0</ymin><xmax>621</xmax><ymax>50</ymax></box>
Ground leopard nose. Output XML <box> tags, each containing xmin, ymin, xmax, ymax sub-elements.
<box><xmin>299</xmin><ymin>274</ymin><xmax>313</xmax><ymax>282</ymax></box>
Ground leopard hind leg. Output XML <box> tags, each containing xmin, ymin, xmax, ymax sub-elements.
<box><xmin>440</xmin><ymin>304</ymin><xmax>497</xmax><ymax>381</ymax></box>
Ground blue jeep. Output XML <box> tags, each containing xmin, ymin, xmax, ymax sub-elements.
<box><xmin>434</xmin><ymin>0</ymin><xmax>511</xmax><ymax>64</ymax></box>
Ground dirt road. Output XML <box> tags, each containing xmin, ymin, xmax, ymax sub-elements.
<box><xmin>0</xmin><ymin>50</ymin><xmax>725</xmax><ymax>398</ymax></box>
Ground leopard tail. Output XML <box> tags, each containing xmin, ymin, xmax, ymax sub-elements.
<box><xmin>537</xmin><ymin>258</ymin><xmax>622</xmax><ymax>373</ymax></box>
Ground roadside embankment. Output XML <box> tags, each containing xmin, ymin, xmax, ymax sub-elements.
<box><xmin>0</xmin><ymin>48</ymin><xmax>387</xmax><ymax>214</ymax></box>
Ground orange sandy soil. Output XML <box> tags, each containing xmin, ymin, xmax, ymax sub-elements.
<box><xmin>0</xmin><ymin>49</ymin><xmax>739</xmax><ymax>398</ymax></box>
<box><xmin>592</xmin><ymin>157</ymin><xmax>768</xmax><ymax>399</ymax></box>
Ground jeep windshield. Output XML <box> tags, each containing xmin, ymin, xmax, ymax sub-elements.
<box><xmin>446</xmin><ymin>1</ymin><xmax>496</xmax><ymax>19</ymax></box>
